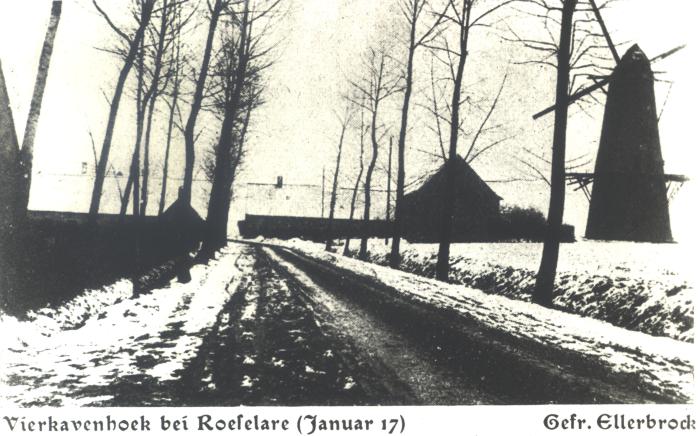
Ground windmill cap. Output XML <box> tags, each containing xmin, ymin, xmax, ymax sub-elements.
<box><xmin>621</xmin><ymin>44</ymin><xmax>650</xmax><ymax>64</ymax></box>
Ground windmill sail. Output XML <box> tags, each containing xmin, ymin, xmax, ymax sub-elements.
<box><xmin>585</xmin><ymin>44</ymin><xmax>673</xmax><ymax>242</ymax></box>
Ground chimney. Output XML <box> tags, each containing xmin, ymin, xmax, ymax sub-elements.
<box><xmin>276</xmin><ymin>176</ymin><xmax>283</xmax><ymax>188</ymax></box>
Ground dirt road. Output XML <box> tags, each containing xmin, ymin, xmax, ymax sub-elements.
<box><xmin>174</xmin><ymin>245</ymin><xmax>496</xmax><ymax>406</ymax></box>
<box><xmin>1</xmin><ymin>242</ymin><xmax>682</xmax><ymax>406</ymax></box>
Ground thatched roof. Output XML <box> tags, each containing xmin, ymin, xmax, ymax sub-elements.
<box><xmin>405</xmin><ymin>158</ymin><xmax>502</xmax><ymax>203</ymax></box>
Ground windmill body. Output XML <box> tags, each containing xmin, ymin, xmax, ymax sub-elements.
<box><xmin>585</xmin><ymin>45</ymin><xmax>673</xmax><ymax>242</ymax></box>
<box><xmin>534</xmin><ymin>1</ymin><xmax>687</xmax><ymax>243</ymax></box>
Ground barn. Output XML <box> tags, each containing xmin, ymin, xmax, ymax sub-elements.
<box><xmin>402</xmin><ymin>158</ymin><xmax>502</xmax><ymax>242</ymax></box>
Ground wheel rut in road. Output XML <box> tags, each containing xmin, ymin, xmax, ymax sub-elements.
<box><xmin>177</xmin><ymin>245</ymin><xmax>395</xmax><ymax>405</ymax></box>
<box><xmin>262</xmin><ymin>247</ymin><xmax>497</xmax><ymax>405</ymax></box>
<box><xmin>263</xmin><ymin>244</ymin><xmax>659</xmax><ymax>404</ymax></box>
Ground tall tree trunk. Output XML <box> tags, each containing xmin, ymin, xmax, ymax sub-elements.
<box><xmin>203</xmin><ymin>131</ymin><xmax>234</xmax><ymax>253</ymax></box>
<box><xmin>89</xmin><ymin>1</ymin><xmax>154</xmax><ymax>221</ymax></box>
<box><xmin>158</xmin><ymin>83</ymin><xmax>179</xmax><ymax>215</ymax></box>
<box><xmin>321</xmin><ymin>167</ymin><xmax>326</xmax><ymax>217</ymax></box>
<box><xmin>202</xmin><ymin>98</ymin><xmax>252</xmax><ymax>256</ymax></box>
<box><xmin>360</xmin><ymin>105</ymin><xmax>379</xmax><ymax>260</ymax></box>
<box><xmin>139</xmin><ymin>99</ymin><xmax>155</xmax><ymax>216</ymax></box>
<box><xmin>132</xmin><ymin>40</ymin><xmax>146</xmax><ymax>217</ymax></box>
<box><xmin>436</xmin><ymin>2</ymin><xmax>470</xmax><ymax>282</ymax></box>
<box><xmin>201</xmin><ymin>0</ymin><xmax>250</xmax><ymax>257</ymax></box>
<box><xmin>159</xmin><ymin>25</ymin><xmax>181</xmax><ymax>216</ymax></box>
<box><xmin>131</xmin><ymin>131</ymin><xmax>142</xmax><ymax>216</ymax></box>
<box><xmin>120</xmin><ymin>41</ymin><xmax>147</xmax><ymax>219</ymax></box>
<box><xmin>534</xmin><ymin>0</ymin><xmax>577</xmax><ymax>307</ymax></box>
<box><xmin>325</xmin><ymin>122</ymin><xmax>348</xmax><ymax>251</ymax></box>
<box><xmin>120</xmin><ymin>166</ymin><xmax>134</xmax><ymax>216</ymax></box>
<box><xmin>390</xmin><ymin>22</ymin><xmax>415</xmax><ymax>267</ymax></box>
<box><xmin>17</xmin><ymin>1</ymin><xmax>62</xmax><ymax>214</ymax></box>
<box><xmin>343</xmin><ymin>121</ymin><xmax>365</xmax><ymax>256</ymax></box>
<box><xmin>182</xmin><ymin>0</ymin><xmax>224</xmax><ymax>205</ymax></box>
<box><xmin>384</xmin><ymin>136</ymin><xmax>392</xmax><ymax>245</ymax></box>
<box><xmin>139</xmin><ymin>0</ymin><xmax>169</xmax><ymax>216</ymax></box>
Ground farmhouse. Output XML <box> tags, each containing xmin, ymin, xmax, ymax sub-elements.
<box><xmin>402</xmin><ymin>158</ymin><xmax>502</xmax><ymax>242</ymax></box>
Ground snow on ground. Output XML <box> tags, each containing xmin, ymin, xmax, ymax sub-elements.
<box><xmin>267</xmin><ymin>240</ymin><xmax>694</xmax><ymax>402</ymax></box>
<box><xmin>0</xmin><ymin>245</ymin><xmax>252</xmax><ymax>407</ymax></box>
<box><xmin>279</xmin><ymin>239</ymin><xmax>694</xmax><ymax>342</ymax></box>
<box><xmin>0</xmin><ymin>279</ymin><xmax>134</xmax><ymax>345</ymax></box>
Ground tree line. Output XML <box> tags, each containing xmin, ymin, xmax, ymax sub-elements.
<box><xmin>322</xmin><ymin>0</ymin><xmax>622</xmax><ymax>307</ymax></box>
<box><xmin>87</xmin><ymin>0</ymin><xmax>284</xmax><ymax>259</ymax></box>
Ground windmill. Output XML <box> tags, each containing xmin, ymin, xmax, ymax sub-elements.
<box><xmin>533</xmin><ymin>0</ymin><xmax>688</xmax><ymax>243</ymax></box>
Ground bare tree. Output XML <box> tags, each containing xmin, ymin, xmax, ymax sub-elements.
<box><xmin>515</xmin><ymin>147</ymin><xmax>591</xmax><ymax>188</ymax></box>
<box><xmin>390</xmin><ymin>0</ymin><xmax>448</xmax><ymax>268</ymax></box>
<box><xmin>325</xmin><ymin>103</ymin><xmax>355</xmax><ymax>251</ymax></box>
<box><xmin>88</xmin><ymin>130</ymin><xmax>124</xmax><ymax>202</ymax></box>
<box><xmin>533</xmin><ymin>0</ymin><xmax>577</xmax><ymax>306</ymax></box>
<box><xmin>505</xmin><ymin>0</ymin><xmax>620</xmax><ymax>119</ymax></box>
<box><xmin>157</xmin><ymin>88</ymin><xmax>180</xmax><ymax>215</ymax></box>
<box><xmin>349</xmin><ymin>45</ymin><xmax>403</xmax><ymax>260</ymax></box>
<box><xmin>158</xmin><ymin>8</ymin><xmax>187</xmax><ymax>215</ymax></box>
<box><xmin>119</xmin><ymin>35</ymin><xmax>146</xmax><ymax>217</ymax></box>
<box><xmin>429</xmin><ymin>0</ymin><xmax>516</xmax><ymax>281</ymax></box>
<box><xmin>343</xmin><ymin>105</ymin><xmax>368</xmax><ymax>256</ymax></box>
<box><xmin>89</xmin><ymin>0</ymin><xmax>156</xmax><ymax>221</ymax></box>
<box><xmin>384</xmin><ymin>136</ymin><xmax>392</xmax><ymax>245</ymax></box>
<box><xmin>181</xmin><ymin>0</ymin><xmax>229</xmax><ymax>206</ymax></box>
<box><xmin>17</xmin><ymin>1</ymin><xmax>62</xmax><ymax>214</ymax></box>
<box><xmin>0</xmin><ymin>2</ymin><xmax>62</xmax><ymax>235</ymax></box>
<box><xmin>425</xmin><ymin>70</ymin><xmax>511</xmax><ymax>164</ymax></box>
<box><xmin>115</xmin><ymin>0</ymin><xmax>191</xmax><ymax>218</ymax></box>
<box><xmin>426</xmin><ymin>58</ymin><xmax>448</xmax><ymax>161</ymax></box>
<box><xmin>200</xmin><ymin>0</ymin><xmax>282</xmax><ymax>257</ymax></box>
<box><xmin>509</xmin><ymin>0</ymin><xmax>619</xmax><ymax>305</ymax></box>
<box><xmin>139</xmin><ymin>0</ymin><xmax>188</xmax><ymax>216</ymax></box>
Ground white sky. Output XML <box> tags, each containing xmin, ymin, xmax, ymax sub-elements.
<box><xmin>0</xmin><ymin>0</ymin><xmax>698</xmax><ymax>241</ymax></box>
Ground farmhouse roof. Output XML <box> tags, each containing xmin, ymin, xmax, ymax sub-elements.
<box><xmin>405</xmin><ymin>157</ymin><xmax>502</xmax><ymax>202</ymax></box>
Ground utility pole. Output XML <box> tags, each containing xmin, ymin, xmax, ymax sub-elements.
<box><xmin>385</xmin><ymin>136</ymin><xmax>393</xmax><ymax>244</ymax></box>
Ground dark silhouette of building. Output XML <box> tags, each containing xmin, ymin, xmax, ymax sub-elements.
<box><xmin>236</xmin><ymin>164</ymin><xmax>575</xmax><ymax>243</ymax></box>
<box><xmin>160</xmin><ymin>188</ymin><xmax>206</xmax><ymax>244</ymax></box>
<box><xmin>160</xmin><ymin>188</ymin><xmax>205</xmax><ymax>282</ymax></box>
<box><xmin>402</xmin><ymin>159</ymin><xmax>502</xmax><ymax>242</ymax></box>
<box><xmin>0</xmin><ymin>61</ymin><xmax>22</xmax><ymax>236</ymax></box>
<box><xmin>585</xmin><ymin>45</ymin><xmax>674</xmax><ymax>242</ymax></box>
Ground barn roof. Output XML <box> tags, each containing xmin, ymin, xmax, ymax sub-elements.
<box><xmin>405</xmin><ymin>158</ymin><xmax>502</xmax><ymax>202</ymax></box>
<box><xmin>161</xmin><ymin>195</ymin><xmax>205</xmax><ymax>229</ymax></box>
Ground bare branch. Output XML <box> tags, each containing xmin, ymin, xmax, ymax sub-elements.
<box><xmin>93</xmin><ymin>0</ymin><xmax>132</xmax><ymax>43</ymax></box>
<box><xmin>464</xmin><ymin>73</ymin><xmax>508</xmax><ymax>161</ymax></box>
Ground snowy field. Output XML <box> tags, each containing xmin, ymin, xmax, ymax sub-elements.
<box><xmin>275</xmin><ymin>239</ymin><xmax>694</xmax><ymax>343</ymax></box>
<box><xmin>0</xmin><ymin>246</ymin><xmax>252</xmax><ymax>406</ymax></box>
<box><xmin>267</xmin><ymin>241</ymin><xmax>694</xmax><ymax>402</ymax></box>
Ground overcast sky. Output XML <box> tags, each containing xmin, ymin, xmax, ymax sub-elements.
<box><xmin>0</xmin><ymin>0</ymin><xmax>697</xmax><ymax>241</ymax></box>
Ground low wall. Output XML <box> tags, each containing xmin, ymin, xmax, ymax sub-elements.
<box><xmin>0</xmin><ymin>215</ymin><xmax>203</xmax><ymax>315</ymax></box>
<box><xmin>238</xmin><ymin>214</ymin><xmax>391</xmax><ymax>242</ymax></box>
<box><xmin>238</xmin><ymin>214</ymin><xmax>575</xmax><ymax>243</ymax></box>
